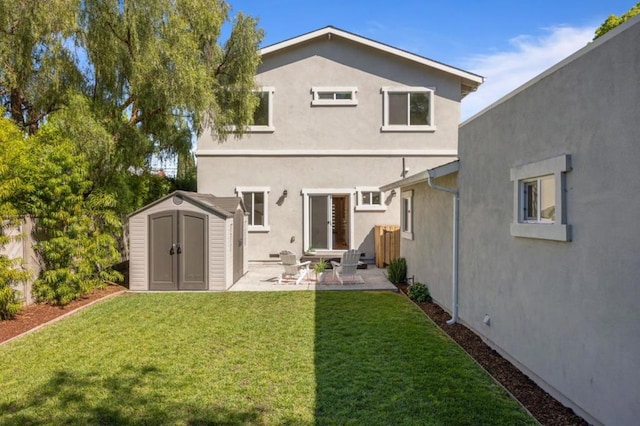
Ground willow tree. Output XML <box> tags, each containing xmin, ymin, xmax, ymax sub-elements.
<box><xmin>1</xmin><ymin>0</ymin><xmax>263</xmax><ymax>212</ymax></box>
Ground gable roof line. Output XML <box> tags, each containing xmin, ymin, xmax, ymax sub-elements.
<box><xmin>461</xmin><ymin>13</ymin><xmax>640</xmax><ymax>126</ymax></box>
<box><xmin>260</xmin><ymin>26</ymin><xmax>484</xmax><ymax>87</ymax></box>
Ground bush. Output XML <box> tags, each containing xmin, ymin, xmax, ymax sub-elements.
<box><xmin>386</xmin><ymin>257</ymin><xmax>407</xmax><ymax>284</ymax></box>
<box><xmin>0</xmin><ymin>282</ymin><xmax>22</xmax><ymax>320</ymax></box>
<box><xmin>313</xmin><ymin>258</ymin><xmax>328</xmax><ymax>274</ymax></box>
<box><xmin>407</xmin><ymin>282</ymin><xmax>432</xmax><ymax>303</ymax></box>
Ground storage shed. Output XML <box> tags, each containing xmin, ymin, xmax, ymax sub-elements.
<box><xmin>128</xmin><ymin>191</ymin><xmax>247</xmax><ymax>291</ymax></box>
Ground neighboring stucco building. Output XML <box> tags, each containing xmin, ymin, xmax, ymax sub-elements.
<box><xmin>197</xmin><ymin>26</ymin><xmax>483</xmax><ymax>261</ymax></box>
<box><xmin>384</xmin><ymin>15</ymin><xmax>640</xmax><ymax>426</ymax></box>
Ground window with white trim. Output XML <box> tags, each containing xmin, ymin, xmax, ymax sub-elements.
<box><xmin>401</xmin><ymin>190</ymin><xmax>413</xmax><ymax>239</ymax></box>
<box><xmin>382</xmin><ymin>87</ymin><xmax>435</xmax><ymax>132</ymax></box>
<box><xmin>355</xmin><ymin>187</ymin><xmax>385</xmax><ymax>211</ymax></box>
<box><xmin>236</xmin><ymin>187</ymin><xmax>270</xmax><ymax>231</ymax></box>
<box><xmin>311</xmin><ymin>87</ymin><xmax>358</xmax><ymax>106</ymax></box>
<box><xmin>510</xmin><ymin>154</ymin><xmax>571</xmax><ymax>241</ymax></box>
<box><xmin>249</xmin><ymin>87</ymin><xmax>275</xmax><ymax>132</ymax></box>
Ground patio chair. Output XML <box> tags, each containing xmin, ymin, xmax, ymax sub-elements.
<box><xmin>331</xmin><ymin>249</ymin><xmax>362</xmax><ymax>284</ymax></box>
<box><xmin>278</xmin><ymin>251</ymin><xmax>311</xmax><ymax>284</ymax></box>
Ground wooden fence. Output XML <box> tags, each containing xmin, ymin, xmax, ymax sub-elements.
<box><xmin>374</xmin><ymin>225</ymin><xmax>400</xmax><ymax>268</ymax></box>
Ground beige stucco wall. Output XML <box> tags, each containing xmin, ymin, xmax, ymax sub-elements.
<box><xmin>198</xmin><ymin>35</ymin><xmax>464</xmax><ymax>261</ymax></box>
<box><xmin>199</xmin><ymin>156</ymin><xmax>453</xmax><ymax>261</ymax></box>
<box><xmin>399</xmin><ymin>174</ymin><xmax>455</xmax><ymax>311</ymax></box>
<box><xmin>457</xmin><ymin>17</ymin><xmax>640</xmax><ymax>425</ymax></box>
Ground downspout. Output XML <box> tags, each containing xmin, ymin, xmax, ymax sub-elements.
<box><xmin>426</xmin><ymin>175</ymin><xmax>459</xmax><ymax>325</ymax></box>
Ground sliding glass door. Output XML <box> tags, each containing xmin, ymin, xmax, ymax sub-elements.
<box><xmin>308</xmin><ymin>194</ymin><xmax>350</xmax><ymax>251</ymax></box>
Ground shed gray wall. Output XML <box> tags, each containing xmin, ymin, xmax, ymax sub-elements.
<box><xmin>457</xmin><ymin>17</ymin><xmax>640</xmax><ymax>425</ymax></box>
<box><xmin>198</xmin><ymin>36</ymin><xmax>464</xmax><ymax>260</ymax></box>
<box><xmin>129</xmin><ymin>197</ymin><xmax>230</xmax><ymax>291</ymax></box>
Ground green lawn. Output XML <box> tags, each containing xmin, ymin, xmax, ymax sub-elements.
<box><xmin>0</xmin><ymin>291</ymin><xmax>535</xmax><ymax>425</ymax></box>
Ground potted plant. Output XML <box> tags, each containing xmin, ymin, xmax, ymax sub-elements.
<box><xmin>313</xmin><ymin>258</ymin><xmax>328</xmax><ymax>282</ymax></box>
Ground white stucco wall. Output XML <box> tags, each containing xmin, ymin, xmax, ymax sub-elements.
<box><xmin>457</xmin><ymin>17</ymin><xmax>640</xmax><ymax>425</ymax></box>
<box><xmin>198</xmin><ymin>35</ymin><xmax>466</xmax><ymax>261</ymax></box>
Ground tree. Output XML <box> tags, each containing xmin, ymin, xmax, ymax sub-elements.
<box><xmin>0</xmin><ymin>116</ymin><xmax>32</xmax><ymax>318</ymax></box>
<box><xmin>594</xmin><ymin>2</ymin><xmax>640</xmax><ymax>39</ymax></box>
<box><xmin>23</xmin><ymin>119</ymin><xmax>123</xmax><ymax>305</ymax></box>
<box><xmin>1</xmin><ymin>0</ymin><xmax>263</xmax><ymax>213</ymax></box>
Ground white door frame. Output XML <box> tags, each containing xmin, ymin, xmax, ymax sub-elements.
<box><xmin>302</xmin><ymin>188</ymin><xmax>355</xmax><ymax>252</ymax></box>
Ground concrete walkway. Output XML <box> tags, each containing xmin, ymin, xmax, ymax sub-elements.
<box><xmin>229</xmin><ymin>262</ymin><xmax>397</xmax><ymax>292</ymax></box>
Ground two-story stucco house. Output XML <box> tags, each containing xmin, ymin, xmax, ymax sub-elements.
<box><xmin>197</xmin><ymin>26</ymin><xmax>483</xmax><ymax>261</ymax></box>
<box><xmin>382</xmin><ymin>15</ymin><xmax>640</xmax><ymax>426</ymax></box>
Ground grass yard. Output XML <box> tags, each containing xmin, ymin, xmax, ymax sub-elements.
<box><xmin>0</xmin><ymin>291</ymin><xmax>535</xmax><ymax>425</ymax></box>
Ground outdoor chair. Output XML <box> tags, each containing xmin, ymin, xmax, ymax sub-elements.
<box><xmin>278</xmin><ymin>251</ymin><xmax>311</xmax><ymax>284</ymax></box>
<box><xmin>331</xmin><ymin>249</ymin><xmax>362</xmax><ymax>284</ymax></box>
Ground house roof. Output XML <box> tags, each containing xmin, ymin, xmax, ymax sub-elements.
<box><xmin>380</xmin><ymin>160</ymin><xmax>459</xmax><ymax>191</ymax></box>
<box><xmin>128</xmin><ymin>191</ymin><xmax>245</xmax><ymax>219</ymax></box>
<box><xmin>260</xmin><ymin>26</ymin><xmax>484</xmax><ymax>97</ymax></box>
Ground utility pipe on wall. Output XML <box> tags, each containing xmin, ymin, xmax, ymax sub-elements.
<box><xmin>426</xmin><ymin>175</ymin><xmax>459</xmax><ymax>325</ymax></box>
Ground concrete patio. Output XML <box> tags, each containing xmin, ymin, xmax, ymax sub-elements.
<box><xmin>228</xmin><ymin>262</ymin><xmax>398</xmax><ymax>292</ymax></box>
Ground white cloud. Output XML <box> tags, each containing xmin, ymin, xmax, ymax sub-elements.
<box><xmin>461</xmin><ymin>25</ymin><xmax>596</xmax><ymax>121</ymax></box>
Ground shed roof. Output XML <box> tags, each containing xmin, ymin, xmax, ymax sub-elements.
<box><xmin>261</xmin><ymin>26</ymin><xmax>484</xmax><ymax>97</ymax></box>
<box><xmin>128</xmin><ymin>191</ymin><xmax>245</xmax><ymax>219</ymax></box>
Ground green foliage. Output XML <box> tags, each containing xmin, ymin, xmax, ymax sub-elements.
<box><xmin>1</xmin><ymin>1</ymin><xmax>263</xmax><ymax>214</ymax></box>
<box><xmin>23</xmin><ymin>123</ymin><xmax>123</xmax><ymax>305</ymax></box>
<box><xmin>594</xmin><ymin>2</ymin><xmax>640</xmax><ymax>39</ymax></box>
<box><xmin>407</xmin><ymin>282</ymin><xmax>433</xmax><ymax>303</ymax></box>
<box><xmin>313</xmin><ymin>258</ymin><xmax>328</xmax><ymax>274</ymax></box>
<box><xmin>386</xmin><ymin>257</ymin><xmax>407</xmax><ymax>284</ymax></box>
<box><xmin>0</xmin><ymin>116</ymin><xmax>31</xmax><ymax>318</ymax></box>
<box><xmin>169</xmin><ymin>151</ymin><xmax>197</xmax><ymax>192</ymax></box>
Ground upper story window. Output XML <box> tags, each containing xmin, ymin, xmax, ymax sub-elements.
<box><xmin>381</xmin><ymin>87</ymin><xmax>435</xmax><ymax>132</ymax></box>
<box><xmin>236</xmin><ymin>186</ymin><xmax>270</xmax><ymax>232</ymax></box>
<box><xmin>311</xmin><ymin>87</ymin><xmax>358</xmax><ymax>106</ymax></box>
<box><xmin>249</xmin><ymin>87</ymin><xmax>275</xmax><ymax>132</ymax></box>
<box><xmin>355</xmin><ymin>187</ymin><xmax>385</xmax><ymax>211</ymax></box>
<box><xmin>510</xmin><ymin>154</ymin><xmax>571</xmax><ymax>241</ymax></box>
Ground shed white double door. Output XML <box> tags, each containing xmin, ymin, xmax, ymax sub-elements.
<box><xmin>149</xmin><ymin>210</ymin><xmax>207</xmax><ymax>290</ymax></box>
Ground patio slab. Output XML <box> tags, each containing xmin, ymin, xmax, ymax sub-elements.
<box><xmin>228</xmin><ymin>262</ymin><xmax>398</xmax><ymax>292</ymax></box>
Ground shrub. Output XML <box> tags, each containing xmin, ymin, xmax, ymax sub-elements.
<box><xmin>313</xmin><ymin>258</ymin><xmax>328</xmax><ymax>274</ymax></box>
<box><xmin>386</xmin><ymin>257</ymin><xmax>407</xmax><ymax>284</ymax></box>
<box><xmin>407</xmin><ymin>282</ymin><xmax>432</xmax><ymax>303</ymax></box>
<box><xmin>0</xmin><ymin>280</ymin><xmax>23</xmax><ymax>320</ymax></box>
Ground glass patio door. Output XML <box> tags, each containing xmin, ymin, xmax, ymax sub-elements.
<box><xmin>309</xmin><ymin>195</ymin><xmax>330</xmax><ymax>250</ymax></box>
<box><xmin>308</xmin><ymin>194</ymin><xmax>350</xmax><ymax>251</ymax></box>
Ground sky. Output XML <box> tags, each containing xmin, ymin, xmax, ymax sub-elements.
<box><xmin>223</xmin><ymin>0</ymin><xmax>636</xmax><ymax>120</ymax></box>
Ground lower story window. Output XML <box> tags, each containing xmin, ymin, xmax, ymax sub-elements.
<box><xmin>236</xmin><ymin>187</ymin><xmax>270</xmax><ymax>232</ymax></box>
<box><xmin>401</xmin><ymin>190</ymin><xmax>413</xmax><ymax>239</ymax></box>
<box><xmin>355</xmin><ymin>187</ymin><xmax>385</xmax><ymax>211</ymax></box>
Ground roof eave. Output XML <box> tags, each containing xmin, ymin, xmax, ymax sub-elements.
<box><xmin>380</xmin><ymin>160</ymin><xmax>459</xmax><ymax>191</ymax></box>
